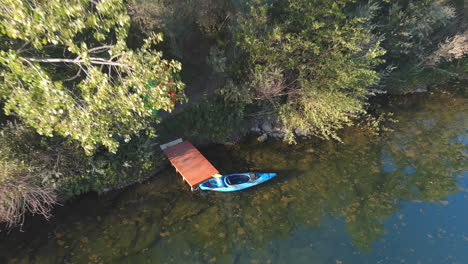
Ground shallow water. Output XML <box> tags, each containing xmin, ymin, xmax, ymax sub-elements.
<box><xmin>0</xmin><ymin>93</ymin><xmax>467</xmax><ymax>264</ymax></box>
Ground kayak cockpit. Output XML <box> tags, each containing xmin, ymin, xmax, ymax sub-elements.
<box><xmin>225</xmin><ymin>174</ymin><xmax>250</xmax><ymax>185</ymax></box>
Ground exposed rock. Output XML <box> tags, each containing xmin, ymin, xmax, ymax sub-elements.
<box><xmin>257</xmin><ymin>133</ymin><xmax>268</xmax><ymax>142</ymax></box>
<box><xmin>270</xmin><ymin>132</ymin><xmax>284</xmax><ymax>139</ymax></box>
<box><xmin>415</xmin><ymin>87</ymin><xmax>428</xmax><ymax>93</ymax></box>
<box><xmin>273</xmin><ymin>125</ymin><xmax>286</xmax><ymax>133</ymax></box>
<box><xmin>261</xmin><ymin>121</ymin><xmax>273</xmax><ymax>133</ymax></box>
<box><xmin>250</xmin><ymin>125</ymin><xmax>261</xmax><ymax>133</ymax></box>
<box><xmin>294</xmin><ymin>127</ymin><xmax>310</xmax><ymax>137</ymax></box>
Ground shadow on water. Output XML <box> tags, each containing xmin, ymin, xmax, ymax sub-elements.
<box><xmin>0</xmin><ymin>93</ymin><xmax>467</xmax><ymax>264</ymax></box>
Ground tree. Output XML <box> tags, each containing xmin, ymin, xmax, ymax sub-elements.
<box><xmin>364</xmin><ymin>0</ymin><xmax>458</xmax><ymax>92</ymax></box>
<box><xmin>0</xmin><ymin>0</ymin><xmax>185</xmax><ymax>154</ymax></box>
<box><xmin>216</xmin><ymin>0</ymin><xmax>385</xmax><ymax>143</ymax></box>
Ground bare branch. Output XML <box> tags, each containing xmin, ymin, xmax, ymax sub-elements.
<box><xmin>21</xmin><ymin>59</ymin><xmax>48</xmax><ymax>81</ymax></box>
<box><xmin>24</xmin><ymin>57</ymin><xmax>129</xmax><ymax>67</ymax></box>
<box><xmin>17</xmin><ymin>41</ymin><xmax>31</xmax><ymax>53</ymax></box>
<box><xmin>88</xmin><ymin>45</ymin><xmax>114</xmax><ymax>53</ymax></box>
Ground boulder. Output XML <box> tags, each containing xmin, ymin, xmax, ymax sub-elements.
<box><xmin>415</xmin><ymin>86</ymin><xmax>428</xmax><ymax>93</ymax></box>
<box><xmin>257</xmin><ymin>133</ymin><xmax>268</xmax><ymax>142</ymax></box>
<box><xmin>273</xmin><ymin>125</ymin><xmax>286</xmax><ymax>133</ymax></box>
<box><xmin>261</xmin><ymin>121</ymin><xmax>273</xmax><ymax>133</ymax></box>
<box><xmin>250</xmin><ymin>125</ymin><xmax>261</xmax><ymax>133</ymax></box>
<box><xmin>270</xmin><ymin>132</ymin><xmax>284</xmax><ymax>139</ymax></box>
<box><xmin>294</xmin><ymin>127</ymin><xmax>310</xmax><ymax>137</ymax></box>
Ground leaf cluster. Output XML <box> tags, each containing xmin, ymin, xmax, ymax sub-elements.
<box><xmin>0</xmin><ymin>0</ymin><xmax>186</xmax><ymax>154</ymax></box>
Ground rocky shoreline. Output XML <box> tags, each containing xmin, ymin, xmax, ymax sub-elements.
<box><xmin>248</xmin><ymin>119</ymin><xmax>313</xmax><ymax>143</ymax></box>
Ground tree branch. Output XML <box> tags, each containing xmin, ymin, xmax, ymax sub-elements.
<box><xmin>88</xmin><ymin>45</ymin><xmax>114</xmax><ymax>53</ymax></box>
<box><xmin>24</xmin><ymin>57</ymin><xmax>128</xmax><ymax>67</ymax></box>
<box><xmin>17</xmin><ymin>41</ymin><xmax>31</xmax><ymax>53</ymax></box>
<box><xmin>22</xmin><ymin>59</ymin><xmax>48</xmax><ymax>81</ymax></box>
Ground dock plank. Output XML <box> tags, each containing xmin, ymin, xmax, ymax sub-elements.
<box><xmin>162</xmin><ymin>141</ymin><xmax>219</xmax><ymax>188</ymax></box>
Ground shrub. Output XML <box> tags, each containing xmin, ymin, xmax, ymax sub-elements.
<box><xmin>0</xmin><ymin>123</ymin><xmax>59</xmax><ymax>229</ymax></box>
<box><xmin>218</xmin><ymin>0</ymin><xmax>385</xmax><ymax>142</ymax></box>
<box><xmin>428</xmin><ymin>30</ymin><xmax>468</xmax><ymax>65</ymax></box>
<box><xmin>0</xmin><ymin>120</ymin><xmax>169</xmax><ymax>228</ymax></box>
<box><xmin>159</xmin><ymin>99</ymin><xmax>245</xmax><ymax>142</ymax></box>
<box><xmin>367</xmin><ymin>0</ymin><xmax>459</xmax><ymax>92</ymax></box>
<box><xmin>62</xmin><ymin>135</ymin><xmax>167</xmax><ymax>197</ymax></box>
<box><xmin>129</xmin><ymin>0</ymin><xmax>231</xmax><ymax>58</ymax></box>
<box><xmin>0</xmin><ymin>161</ymin><xmax>57</xmax><ymax>229</ymax></box>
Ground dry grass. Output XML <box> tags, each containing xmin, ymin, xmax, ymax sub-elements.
<box><xmin>0</xmin><ymin>123</ymin><xmax>59</xmax><ymax>230</ymax></box>
<box><xmin>0</xmin><ymin>157</ymin><xmax>57</xmax><ymax>230</ymax></box>
<box><xmin>428</xmin><ymin>30</ymin><xmax>468</xmax><ymax>65</ymax></box>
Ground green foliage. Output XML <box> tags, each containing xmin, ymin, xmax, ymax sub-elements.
<box><xmin>159</xmin><ymin>99</ymin><xmax>245</xmax><ymax>142</ymax></box>
<box><xmin>221</xmin><ymin>0</ymin><xmax>385</xmax><ymax>142</ymax></box>
<box><xmin>0</xmin><ymin>154</ymin><xmax>57</xmax><ymax>229</ymax></box>
<box><xmin>0</xmin><ymin>122</ymin><xmax>86</xmax><ymax>190</ymax></box>
<box><xmin>384</xmin><ymin>65</ymin><xmax>458</xmax><ymax>93</ymax></box>
<box><xmin>0</xmin><ymin>120</ymin><xmax>167</xmax><ymax>204</ymax></box>
<box><xmin>216</xmin><ymin>79</ymin><xmax>253</xmax><ymax>104</ymax></box>
<box><xmin>1</xmin><ymin>93</ymin><xmax>464</xmax><ymax>261</ymax></box>
<box><xmin>129</xmin><ymin>0</ymin><xmax>190</xmax><ymax>57</ymax></box>
<box><xmin>280</xmin><ymin>88</ymin><xmax>367</xmax><ymax>142</ymax></box>
<box><xmin>0</xmin><ymin>122</ymin><xmax>62</xmax><ymax>228</ymax></box>
<box><xmin>364</xmin><ymin>0</ymin><xmax>459</xmax><ymax>92</ymax></box>
<box><xmin>0</xmin><ymin>121</ymin><xmax>106</xmax><ymax>203</ymax></box>
<box><xmin>129</xmin><ymin>0</ymin><xmax>231</xmax><ymax>58</ymax></box>
<box><xmin>0</xmin><ymin>0</ymin><xmax>185</xmax><ymax>154</ymax></box>
<box><xmin>0</xmin><ymin>0</ymin><xmax>463</xmax><ymax>230</ymax></box>
<box><xmin>428</xmin><ymin>30</ymin><xmax>468</xmax><ymax>65</ymax></box>
<box><xmin>376</xmin><ymin>0</ymin><xmax>455</xmax><ymax>62</ymax></box>
<box><xmin>62</xmin><ymin>136</ymin><xmax>166</xmax><ymax>197</ymax></box>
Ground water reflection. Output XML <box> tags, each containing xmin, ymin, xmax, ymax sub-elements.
<box><xmin>0</xmin><ymin>94</ymin><xmax>466</xmax><ymax>264</ymax></box>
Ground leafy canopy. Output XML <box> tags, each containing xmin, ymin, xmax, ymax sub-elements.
<box><xmin>228</xmin><ymin>0</ymin><xmax>385</xmax><ymax>142</ymax></box>
<box><xmin>0</xmin><ymin>0</ymin><xmax>185</xmax><ymax>154</ymax></box>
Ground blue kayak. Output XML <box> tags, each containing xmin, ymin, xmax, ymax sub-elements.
<box><xmin>198</xmin><ymin>172</ymin><xmax>277</xmax><ymax>192</ymax></box>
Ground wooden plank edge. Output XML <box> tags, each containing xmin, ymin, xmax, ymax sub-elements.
<box><xmin>160</xmin><ymin>138</ymin><xmax>183</xmax><ymax>150</ymax></box>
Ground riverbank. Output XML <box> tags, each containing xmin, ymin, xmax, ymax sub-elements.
<box><xmin>157</xmin><ymin>77</ymin><xmax>468</xmax><ymax>144</ymax></box>
<box><xmin>1</xmin><ymin>0</ymin><xmax>466</xmax><ymax>231</ymax></box>
<box><xmin>93</xmin><ymin>85</ymin><xmax>468</xmax><ymax>195</ymax></box>
<box><xmin>1</xmin><ymin>91</ymin><xmax>466</xmax><ymax>264</ymax></box>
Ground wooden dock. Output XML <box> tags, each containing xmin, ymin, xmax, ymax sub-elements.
<box><xmin>161</xmin><ymin>139</ymin><xmax>219</xmax><ymax>190</ymax></box>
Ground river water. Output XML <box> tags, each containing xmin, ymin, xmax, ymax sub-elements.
<box><xmin>0</xmin><ymin>93</ymin><xmax>467</xmax><ymax>264</ymax></box>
